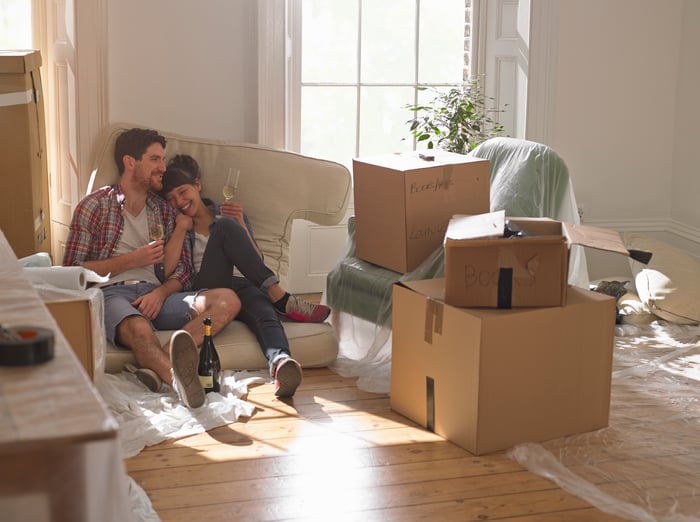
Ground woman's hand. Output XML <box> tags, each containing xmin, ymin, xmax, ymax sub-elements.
<box><xmin>175</xmin><ymin>212</ymin><xmax>193</xmax><ymax>232</ymax></box>
<box><xmin>220</xmin><ymin>201</ymin><xmax>246</xmax><ymax>227</ymax></box>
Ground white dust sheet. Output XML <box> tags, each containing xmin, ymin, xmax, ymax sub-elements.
<box><xmin>509</xmin><ymin>321</ymin><xmax>700</xmax><ymax>521</ymax></box>
<box><xmin>96</xmin><ymin>369</ymin><xmax>268</xmax><ymax>522</ymax></box>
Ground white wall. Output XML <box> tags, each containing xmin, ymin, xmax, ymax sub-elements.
<box><xmin>671</xmin><ymin>0</ymin><xmax>700</xmax><ymax>235</ymax></box>
<box><xmin>107</xmin><ymin>0</ymin><xmax>257</xmax><ymax>142</ymax></box>
<box><xmin>544</xmin><ymin>0</ymin><xmax>699</xmax><ymax>277</ymax></box>
<box><xmin>551</xmin><ymin>2</ymin><xmax>681</xmax><ymax>225</ymax></box>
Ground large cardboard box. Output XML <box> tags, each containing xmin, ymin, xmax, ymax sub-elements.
<box><xmin>353</xmin><ymin>151</ymin><xmax>489</xmax><ymax>273</ymax></box>
<box><xmin>390</xmin><ymin>278</ymin><xmax>616</xmax><ymax>455</ymax></box>
<box><xmin>443</xmin><ymin>211</ymin><xmax>630</xmax><ymax>308</ymax></box>
<box><xmin>0</xmin><ymin>50</ymin><xmax>51</xmax><ymax>258</ymax></box>
<box><xmin>45</xmin><ymin>299</ymin><xmax>96</xmax><ymax>381</ymax></box>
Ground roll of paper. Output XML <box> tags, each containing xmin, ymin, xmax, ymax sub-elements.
<box><xmin>24</xmin><ymin>266</ymin><xmax>87</xmax><ymax>290</ymax></box>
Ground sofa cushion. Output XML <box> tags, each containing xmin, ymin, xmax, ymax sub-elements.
<box><xmin>104</xmin><ymin>320</ymin><xmax>338</xmax><ymax>374</ymax></box>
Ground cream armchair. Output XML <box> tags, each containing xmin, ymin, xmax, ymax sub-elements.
<box><xmin>87</xmin><ymin>123</ymin><xmax>352</xmax><ymax>373</ymax></box>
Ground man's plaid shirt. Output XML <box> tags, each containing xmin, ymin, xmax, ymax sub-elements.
<box><xmin>62</xmin><ymin>184</ymin><xmax>194</xmax><ymax>289</ymax></box>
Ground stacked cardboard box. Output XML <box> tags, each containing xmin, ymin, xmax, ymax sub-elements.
<box><xmin>0</xmin><ymin>50</ymin><xmax>51</xmax><ymax>258</ymax></box>
<box><xmin>352</xmin><ymin>151</ymin><xmax>490</xmax><ymax>273</ymax></box>
<box><xmin>382</xmin><ymin>208</ymin><xmax>625</xmax><ymax>454</ymax></box>
<box><xmin>390</xmin><ymin>278</ymin><xmax>616</xmax><ymax>455</ymax></box>
<box><xmin>442</xmin><ymin>210</ymin><xmax>631</xmax><ymax>309</ymax></box>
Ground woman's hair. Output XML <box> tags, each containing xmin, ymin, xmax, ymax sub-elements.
<box><xmin>159</xmin><ymin>154</ymin><xmax>202</xmax><ymax>198</ymax></box>
<box><xmin>158</xmin><ymin>166</ymin><xmax>197</xmax><ymax>199</ymax></box>
<box><xmin>168</xmin><ymin>154</ymin><xmax>201</xmax><ymax>179</ymax></box>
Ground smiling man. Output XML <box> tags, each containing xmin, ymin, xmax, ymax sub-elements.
<box><xmin>63</xmin><ymin>128</ymin><xmax>240</xmax><ymax>408</ymax></box>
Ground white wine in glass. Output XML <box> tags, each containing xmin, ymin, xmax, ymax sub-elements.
<box><xmin>222</xmin><ymin>168</ymin><xmax>240</xmax><ymax>201</ymax></box>
<box><xmin>149</xmin><ymin>223</ymin><xmax>164</xmax><ymax>241</ymax></box>
<box><xmin>149</xmin><ymin>223</ymin><xmax>166</xmax><ymax>281</ymax></box>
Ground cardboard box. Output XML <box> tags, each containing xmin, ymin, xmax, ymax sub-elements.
<box><xmin>0</xmin><ymin>50</ymin><xmax>51</xmax><ymax>258</ymax></box>
<box><xmin>353</xmin><ymin>151</ymin><xmax>489</xmax><ymax>273</ymax></box>
<box><xmin>46</xmin><ymin>299</ymin><xmax>96</xmax><ymax>380</ymax></box>
<box><xmin>390</xmin><ymin>278</ymin><xmax>616</xmax><ymax>455</ymax></box>
<box><xmin>443</xmin><ymin>211</ymin><xmax>630</xmax><ymax>308</ymax></box>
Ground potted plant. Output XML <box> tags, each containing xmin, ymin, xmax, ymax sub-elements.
<box><xmin>404</xmin><ymin>76</ymin><xmax>506</xmax><ymax>154</ymax></box>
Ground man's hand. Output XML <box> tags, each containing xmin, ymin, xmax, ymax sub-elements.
<box><xmin>131</xmin><ymin>286</ymin><xmax>167</xmax><ymax>320</ymax></box>
<box><xmin>220</xmin><ymin>201</ymin><xmax>246</xmax><ymax>227</ymax></box>
<box><xmin>133</xmin><ymin>240</ymin><xmax>164</xmax><ymax>267</ymax></box>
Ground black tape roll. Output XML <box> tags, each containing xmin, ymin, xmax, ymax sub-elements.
<box><xmin>0</xmin><ymin>326</ymin><xmax>55</xmax><ymax>366</ymax></box>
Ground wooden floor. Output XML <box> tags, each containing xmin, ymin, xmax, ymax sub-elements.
<box><xmin>126</xmin><ymin>368</ymin><xmax>627</xmax><ymax>521</ymax></box>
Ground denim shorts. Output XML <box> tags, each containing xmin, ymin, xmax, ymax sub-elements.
<box><xmin>102</xmin><ymin>282</ymin><xmax>199</xmax><ymax>346</ymax></box>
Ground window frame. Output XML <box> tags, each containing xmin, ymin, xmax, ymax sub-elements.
<box><xmin>258</xmin><ymin>0</ymin><xmax>480</xmax><ymax>156</ymax></box>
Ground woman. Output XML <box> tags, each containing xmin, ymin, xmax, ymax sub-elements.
<box><xmin>159</xmin><ymin>154</ymin><xmax>330</xmax><ymax>397</ymax></box>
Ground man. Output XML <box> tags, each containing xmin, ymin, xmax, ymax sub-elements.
<box><xmin>63</xmin><ymin>128</ymin><xmax>239</xmax><ymax>408</ymax></box>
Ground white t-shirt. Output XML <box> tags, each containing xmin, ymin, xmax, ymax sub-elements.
<box><xmin>105</xmin><ymin>207</ymin><xmax>160</xmax><ymax>285</ymax></box>
<box><xmin>193</xmin><ymin>231</ymin><xmax>208</xmax><ymax>273</ymax></box>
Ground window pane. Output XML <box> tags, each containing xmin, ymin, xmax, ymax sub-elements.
<box><xmin>0</xmin><ymin>0</ymin><xmax>32</xmax><ymax>49</ymax></box>
<box><xmin>302</xmin><ymin>0</ymin><xmax>358</xmax><ymax>83</ymax></box>
<box><xmin>361</xmin><ymin>0</ymin><xmax>415</xmax><ymax>84</ymax></box>
<box><xmin>418</xmin><ymin>0</ymin><xmax>465</xmax><ymax>84</ymax></box>
<box><xmin>301</xmin><ymin>86</ymin><xmax>357</xmax><ymax>168</ymax></box>
<box><xmin>359</xmin><ymin>86</ymin><xmax>415</xmax><ymax>156</ymax></box>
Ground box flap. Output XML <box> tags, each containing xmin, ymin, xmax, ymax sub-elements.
<box><xmin>399</xmin><ymin>278</ymin><xmax>446</xmax><ymax>302</ymax></box>
<box><xmin>354</xmin><ymin>151</ymin><xmax>487</xmax><ymax>172</ymax></box>
<box><xmin>444</xmin><ymin>210</ymin><xmax>505</xmax><ymax>243</ymax></box>
<box><xmin>563</xmin><ymin>223</ymin><xmax>630</xmax><ymax>256</ymax></box>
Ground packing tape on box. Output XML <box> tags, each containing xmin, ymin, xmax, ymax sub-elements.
<box><xmin>0</xmin><ymin>326</ymin><xmax>55</xmax><ymax>366</ymax></box>
<box><xmin>0</xmin><ymin>89</ymin><xmax>33</xmax><ymax>108</ymax></box>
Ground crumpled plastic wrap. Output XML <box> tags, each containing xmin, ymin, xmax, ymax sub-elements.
<box><xmin>509</xmin><ymin>321</ymin><xmax>700</xmax><ymax>521</ymax></box>
<box><xmin>96</xmin><ymin>370</ymin><xmax>263</xmax><ymax>459</ymax></box>
<box><xmin>327</xmin><ymin>235</ymin><xmax>444</xmax><ymax>394</ymax></box>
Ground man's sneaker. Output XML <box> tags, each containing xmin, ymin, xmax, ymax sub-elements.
<box><xmin>272</xmin><ymin>355</ymin><xmax>302</xmax><ymax>398</ymax></box>
<box><xmin>169</xmin><ymin>330</ymin><xmax>206</xmax><ymax>409</ymax></box>
<box><xmin>280</xmin><ymin>295</ymin><xmax>331</xmax><ymax>323</ymax></box>
<box><xmin>125</xmin><ymin>363</ymin><xmax>163</xmax><ymax>393</ymax></box>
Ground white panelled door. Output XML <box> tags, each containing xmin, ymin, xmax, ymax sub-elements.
<box><xmin>41</xmin><ymin>0</ymin><xmax>105</xmax><ymax>263</ymax></box>
<box><xmin>474</xmin><ymin>0</ymin><xmax>530</xmax><ymax>139</ymax></box>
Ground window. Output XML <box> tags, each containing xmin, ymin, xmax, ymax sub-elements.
<box><xmin>0</xmin><ymin>0</ymin><xmax>33</xmax><ymax>49</ymax></box>
<box><xmin>287</xmin><ymin>0</ymin><xmax>470</xmax><ymax>168</ymax></box>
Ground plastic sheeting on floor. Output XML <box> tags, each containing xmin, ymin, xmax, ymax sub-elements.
<box><xmin>509</xmin><ymin>321</ymin><xmax>700</xmax><ymax>522</ymax></box>
<box><xmin>96</xmin><ymin>370</ymin><xmax>264</xmax><ymax>459</ymax></box>
<box><xmin>96</xmin><ymin>370</ymin><xmax>266</xmax><ymax>522</ymax></box>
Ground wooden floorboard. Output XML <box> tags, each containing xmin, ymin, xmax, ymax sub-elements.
<box><xmin>126</xmin><ymin>368</ymin><xmax>628</xmax><ymax>521</ymax></box>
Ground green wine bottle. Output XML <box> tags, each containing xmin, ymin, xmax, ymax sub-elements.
<box><xmin>198</xmin><ymin>317</ymin><xmax>221</xmax><ymax>393</ymax></box>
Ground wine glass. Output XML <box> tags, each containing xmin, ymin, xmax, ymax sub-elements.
<box><xmin>149</xmin><ymin>223</ymin><xmax>165</xmax><ymax>281</ymax></box>
<box><xmin>149</xmin><ymin>223</ymin><xmax>164</xmax><ymax>241</ymax></box>
<box><xmin>222</xmin><ymin>168</ymin><xmax>240</xmax><ymax>201</ymax></box>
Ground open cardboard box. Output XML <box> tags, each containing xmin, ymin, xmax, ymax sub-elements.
<box><xmin>443</xmin><ymin>210</ymin><xmax>635</xmax><ymax>308</ymax></box>
<box><xmin>353</xmin><ymin>151</ymin><xmax>490</xmax><ymax>274</ymax></box>
<box><xmin>390</xmin><ymin>278</ymin><xmax>616</xmax><ymax>455</ymax></box>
